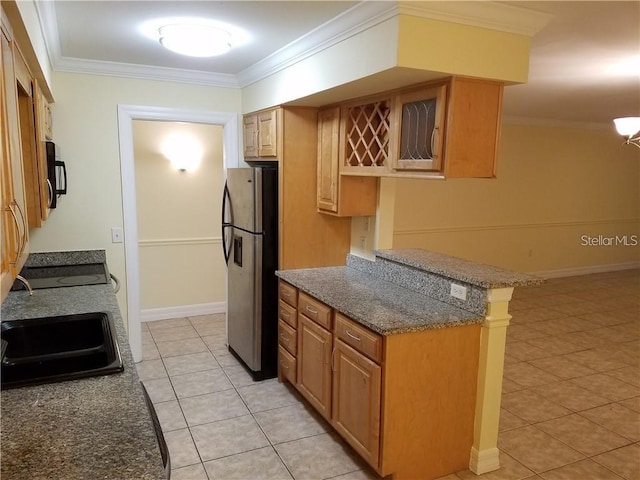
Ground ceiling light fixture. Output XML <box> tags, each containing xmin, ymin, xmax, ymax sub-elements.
<box><xmin>613</xmin><ymin>117</ymin><xmax>640</xmax><ymax>149</ymax></box>
<box><xmin>158</xmin><ymin>23</ymin><xmax>232</xmax><ymax>57</ymax></box>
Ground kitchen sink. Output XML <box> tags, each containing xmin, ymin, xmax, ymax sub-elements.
<box><xmin>1</xmin><ymin>312</ymin><xmax>123</xmax><ymax>389</ymax></box>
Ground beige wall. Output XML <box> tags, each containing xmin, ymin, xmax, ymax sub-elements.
<box><xmin>390</xmin><ymin>123</ymin><xmax>640</xmax><ymax>274</ymax></box>
<box><xmin>133</xmin><ymin>121</ymin><xmax>226</xmax><ymax>309</ymax></box>
<box><xmin>28</xmin><ymin>72</ymin><xmax>241</xmax><ymax>316</ymax></box>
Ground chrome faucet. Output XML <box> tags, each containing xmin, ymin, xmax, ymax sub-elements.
<box><xmin>15</xmin><ymin>275</ymin><xmax>33</xmax><ymax>296</ymax></box>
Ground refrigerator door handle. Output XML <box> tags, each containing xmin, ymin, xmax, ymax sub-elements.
<box><xmin>222</xmin><ymin>181</ymin><xmax>233</xmax><ymax>264</ymax></box>
<box><xmin>222</xmin><ymin>225</ymin><xmax>232</xmax><ymax>265</ymax></box>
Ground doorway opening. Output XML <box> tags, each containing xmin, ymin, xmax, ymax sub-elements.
<box><xmin>117</xmin><ymin>105</ymin><xmax>239</xmax><ymax>362</ymax></box>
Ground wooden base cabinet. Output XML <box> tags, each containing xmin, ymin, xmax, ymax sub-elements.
<box><xmin>278</xmin><ymin>281</ymin><xmax>298</xmax><ymax>384</ymax></box>
<box><xmin>378</xmin><ymin>326</ymin><xmax>480</xmax><ymax>479</ymax></box>
<box><xmin>297</xmin><ymin>314</ymin><xmax>333</xmax><ymax>420</ymax></box>
<box><xmin>278</xmin><ymin>281</ymin><xmax>482</xmax><ymax>480</ymax></box>
<box><xmin>332</xmin><ymin>339</ymin><xmax>381</xmax><ymax>467</ymax></box>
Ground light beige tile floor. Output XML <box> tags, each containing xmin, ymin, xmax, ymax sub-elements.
<box><xmin>137</xmin><ymin>269</ymin><xmax>639</xmax><ymax>480</ymax></box>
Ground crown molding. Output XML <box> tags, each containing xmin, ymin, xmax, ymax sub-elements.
<box><xmin>396</xmin><ymin>1</ymin><xmax>552</xmax><ymax>37</ymax></box>
<box><xmin>54</xmin><ymin>56</ymin><xmax>240</xmax><ymax>87</ymax></box>
<box><xmin>33</xmin><ymin>0</ymin><xmax>550</xmax><ymax>90</ymax></box>
<box><xmin>236</xmin><ymin>1</ymin><xmax>398</xmax><ymax>87</ymax></box>
<box><xmin>33</xmin><ymin>0</ymin><xmax>60</xmax><ymax>71</ymax></box>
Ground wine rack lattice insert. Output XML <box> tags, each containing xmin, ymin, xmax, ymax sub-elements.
<box><xmin>344</xmin><ymin>101</ymin><xmax>390</xmax><ymax>168</ymax></box>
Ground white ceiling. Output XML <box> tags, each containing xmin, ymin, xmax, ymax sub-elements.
<box><xmin>37</xmin><ymin>1</ymin><xmax>640</xmax><ymax>127</ymax></box>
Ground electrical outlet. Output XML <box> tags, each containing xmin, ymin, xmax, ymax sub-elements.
<box><xmin>111</xmin><ymin>227</ymin><xmax>124</xmax><ymax>244</ymax></box>
<box><xmin>450</xmin><ymin>283</ymin><xmax>467</xmax><ymax>301</ymax></box>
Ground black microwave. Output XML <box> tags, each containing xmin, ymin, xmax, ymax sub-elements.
<box><xmin>46</xmin><ymin>141</ymin><xmax>67</xmax><ymax>208</ymax></box>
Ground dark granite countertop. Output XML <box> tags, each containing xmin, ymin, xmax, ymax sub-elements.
<box><xmin>276</xmin><ymin>267</ymin><xmax>483</xmax><ymax>335</ymax></box>
<box><xmin>1</xmin><ymin>279</ymin><xmax>165</xmax><ymax>479</ymax></box>
<box><xmin>376</xmin><ymin>249</ymin><xmax>544</xmax><ymax>288</ymax></box>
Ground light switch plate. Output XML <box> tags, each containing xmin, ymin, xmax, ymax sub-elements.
<box><xmin>111</xmin><ymin>227</ymin><xmax>124</xmax><ymax>243</ymax></box>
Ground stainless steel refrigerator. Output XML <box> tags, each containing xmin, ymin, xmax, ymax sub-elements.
<box><xmin>222</xmin><ymin>162</ymin><xmax>278</xmax><ymax>380</ymax></box>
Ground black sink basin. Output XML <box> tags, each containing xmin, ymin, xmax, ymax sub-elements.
<box><xmin>1</xmin><ymin>312</ymin><xmax>123</xmax><ymax>389</ymax></box>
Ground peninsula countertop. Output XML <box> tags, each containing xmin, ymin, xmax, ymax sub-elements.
<box><xmin>1</xmin><ymin>284</ymin><xmax>165</xmax><ymax>480</ymax></box>
<box><xmin>377</xmin><ymin>249</ymin><xmax>544</xmax><ymax>288</ymax></box>
<box><xmin>276</xmin><ymin>266</ymin><xmax>484</xmax><ymax>335</ymax></box>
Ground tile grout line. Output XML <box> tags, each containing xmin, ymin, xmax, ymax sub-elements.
<box><xmin>149</xmin><ymin>318</ymin><xmax>214</xmax><ymax>477</ymax></box>
<box><xmin>190</xmin><ymin>315</ymin><xmax>300</xmax><ymax>480</ymax></box>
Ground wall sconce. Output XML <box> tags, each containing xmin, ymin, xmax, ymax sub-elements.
<box><xmin>613</xmin><ymin>117</ymin><xmax>640</xmax><ymax>149</ymax></box>
<box><xmin>161</xmin><ymin>133</ymin><xmax>203</xmax><ymax>172</ymax></box>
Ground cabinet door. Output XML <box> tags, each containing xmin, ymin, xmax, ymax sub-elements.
<box><xmin>33</xmin><ymin>81</ymin><xmax>50</xmax><ymax>221</ymax></box>
<box><xmin>1</xmin><ymin>100</ymin><xmax>17</xmax><ymax>299</ymax></box>
<box><xmin>332</xmin><ymin>339</ymin><xmax>381</xmax><ymax>468</ymax></box>
<box><xmin>257</xmin><ymin>109</ymin><xmax>277</xmax><ymax>157</ymax></box>
<box><xmin>18</xmin><ymin>83</ymin><xmax>43</xmax><ymax>229</ymax></box>
<box><xmin>243</xmin><ymin>114</ymin><xmax>258</xmax><ymax>158</ymax></box>
<box><xmin>1</xmin><ymin>25</ymin><xmax>29</xmax><ymax>300</ymax></box>
<box><xmin>317</xmin><ymin>107</ymin><xmax>339</xmax><ymax>213</ymax></box>
<box><xmin>392</xmin><ymin>84</ymin><xmax>446</xmax><ymax>172</ymax></box>
<box><xmin>297</xmin><ymin>314</ymin><xmax>332</xmax><ymax>420</ymax></box>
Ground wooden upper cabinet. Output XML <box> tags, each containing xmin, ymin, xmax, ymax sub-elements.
<box><xmin>391</xmin><ymin>84</ymin><xmax>447</xmax><ymax>172</ymax></box>
<box><xmin>243</xmin><ymin>114</ymin><xmax>258</xmax><ymax>158</ymax></box>
<box><xmin>257</xmin><ymin>109</ymin><xmax>277</xmax><ymax>157</ymax></box>
<box><xmin>340</xmin><ymin>98</ymin><xmax>391</xmax><ymax>175</ymax></box>
<box><xmin>330</xmin><ymin>77</ymin><xmax>502</xmax><ymax>179</ymax></box>
<box><xmin>1</xmin><ymin>22</ymin><xmax>30</xmax><ymax>300</ymax></box>
<box><xmin>317</xmin><ymin>106</ymin><xmax>377</xmax><ymax>217</ymax></box>
<box><xmin>443</xmin><ymin>77</ymin><xmax>502</xmax><ymax>178</ymax></box>
<box><xmin>243</xmin><ymin>108</ymin><xmax>278</xmax><ymax>158</ymax></box>
<box><xmin>317</xmin><ymin>107</ymin><xmax>339</xmax><ymax>212</ymax></box>
<box><xmin>14</xmin><ymin>46</ymin><xmax>50</xmax><ymax>229</ymax></box>
<box><xmin>33</xmin><ymin>81</ymin><xmax>51</xmax><ymax>214</ymax></box>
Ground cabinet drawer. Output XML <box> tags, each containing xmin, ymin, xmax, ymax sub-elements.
<box><xmin>299</xmin><ymin>292</ymin><xmax>332</xmax><ymax>330</ymax></box>
<box><xmin>278</xmin><ymin>319</ymin><xmax>297</xmax><ymax>356</ymax></box>
<box><xmin>278</xmin><ymin>345</ymin><xmax>296</xmax><ymax>384</ymax></box>
<box><xmin>279</xmin><ymin>300</ymin><xmax>297</xmax><ymax>329</ymax></box>
<box><xmin>279</xmin><ymin>281</ymin><xmax>298</xmax><ymax>308</ymax></box>
<box><xmin>335</xmin><ymin>313</ymin><xmax>383</xmax><ymax>363</ymax></box>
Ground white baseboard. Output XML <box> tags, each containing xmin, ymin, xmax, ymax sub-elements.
<box><xmin>531</xmin><ymin>261</ymin><xmax>640</xmax><ymax>279</ymax></box>
<box><xmin>469</xmin><ymin>447</ymin><xmax>500</xmax><ymax>474</ymax></box>
<box><xmin>141</xmin><ymin>302</ymin><xmax>226</xmax><ymax>322</ymax></box>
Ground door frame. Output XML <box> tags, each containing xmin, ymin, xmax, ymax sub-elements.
<box><xmin>117</xmin><ymin>105</ymin><xmax>240</xmax><ymax>362</ymax></box>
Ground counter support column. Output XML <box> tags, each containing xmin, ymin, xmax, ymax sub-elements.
<box><xmin>469</xmin><ymin>287</ymin><xmax>513</xmax><ymax>474</ymax></box>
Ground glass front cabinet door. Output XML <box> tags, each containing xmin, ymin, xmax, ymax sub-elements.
<box><xmin>391</xmin><ymin>84</ymin><xmax>447</xmax><ymax>172</ymax></box>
